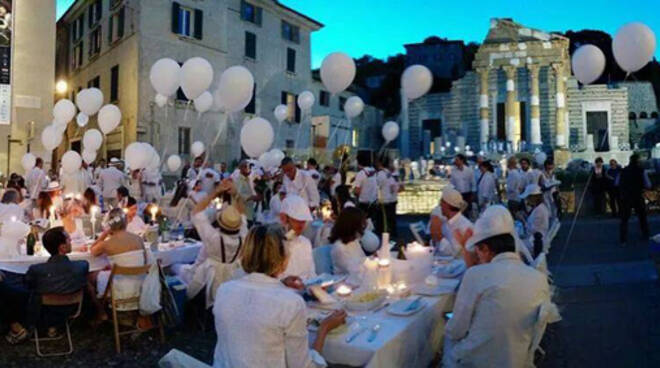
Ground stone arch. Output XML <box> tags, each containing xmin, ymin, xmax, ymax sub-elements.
<box><xmin>640</xmin><ymin>111</ymin><xmax>648</xmax><ymax>119</ymax></box>
<box><xmin>629</xmin><ymin>112</ymin><xmax>637</xmax><ymax>120</ymax></box>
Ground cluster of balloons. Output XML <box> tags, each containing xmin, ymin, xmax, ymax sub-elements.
<box><xmin>258</xmin><ymin>148</ymin><xmax>285</xmax><ymax>170</ymax></box>
<box><xmin>124</xmin><ymin>142</ymin><xmax>161</xmax><ymax>172</ymax></box>
<box><xmin>572</xmin><ymin>22</ymin><xmax>656</xmax><ymax>85</ymax></box>
<box><xmin>241</xmin><ymin>117</ymin><xmax>274</xmax><ymax>158</ymax></box>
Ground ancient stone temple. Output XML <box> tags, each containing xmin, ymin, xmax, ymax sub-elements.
<box><xmin>406</xmin><ymin>18</ymin><xmax>631</xmax><ymax>165</ymax></box>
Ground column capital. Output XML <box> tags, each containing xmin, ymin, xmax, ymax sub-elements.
<box><xmin>528</xmin><ymin>63</ymin><xmax>541</xmax><ymax>75</ymax></box>
<box><xmin>502</xmin><ymin>65</ymin><xmax>517</xmax><ymax>78</ymax></box>
<box><xmin>551</xmin><ymin>62</ymin><xmax>565</xmax><ymax>74</ymax></box>
<box><xmin>475</xmin><ymin>66</ymin><xmax>489</xmax><ymax>75</ymax></box>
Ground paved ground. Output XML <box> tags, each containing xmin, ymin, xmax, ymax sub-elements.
<box><xmin>1</xmin><ymin>214</ymin><xmax>659</xmax><ymax>367</ymax></box>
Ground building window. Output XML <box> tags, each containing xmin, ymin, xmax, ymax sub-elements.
<box><xmin>319</xmin><ymin>90</ymin><xmax>330</xmax><ymax>107</ymax></box>
<box><xmin>281</xmin><ymin>91</ymin><xmax>301</xmax><ymax>123</ymax></box>
<box><xmin>72</xmin><ymin>15</ymin><xmax>85</xmax><ymax>42</ymax></box>
<box><xmin>178</xmin><ymin>127</ymin><xmax>191</xmax><ymax>155</ymax></box>
<box><xmin>72</xmin><ymin>41</ymin><xmax>84</xmax><ymax>69</ymax></box>
<box><xmin>108</xmin><ymin>6</ymin><xmax>125</xmax><ymax>44</ymax></box>
<box><xmin>110</xmin><ymin>65</ymin><xmax>119</xmax><ymax>102</ymax></box>
<box><xmin>281</xmin><ymin>20</ymin><xmax>300</xmax><ymax>43</ymax></box>
<box><xmin>286</xmin><ymin>48</ymin><xmax>296</xmax><ymax>73</ymax></box>
<box><xmin>652</xmin><ymin>112</ymin><xmax>658</xmax><ymax>119</ymax></box>
<box><xmin>339</xmin><ymin>96</ymin><xmax>346</xmax><ymax>111</ymax></box>
<box><xmin>171</xmin><ymin>2</ymin><xmax>203</xmax><ymax>40</ymax></box>
<box><xmin>240</xmin><ymin>1</ymin><xmax>262</xmax><ymax>25</ymax></box>
<box><xmin>87</xmin><ymin>76</ymin><xmax>100</xmax><ymax>89</ymax></box>
<box><xmin>245</xmin><ymin>31</ymin><xmax>256</xmax><ymax>59</ymax></box>
<box><xmin>245</xmin><ymin>83</ymin><xmax>256</xmax><ymax>114</ymax></box>
<box><xmin>285</xmin><ymin>139</ymin><xmax>294</xmax><ymax>149</ymax></box>
<box><xmin>640</xmin><ymin>111</ymin><xmax>648</xmax><ymax>119</ymax></box>
<box><xmin>629</xmin><ymin>112</ymin><xmax>637</xmax><ymax>120</ymax></box>
<box><xmin>88</xmin><ymin>0</ymin><xmax>102</xmax><ymax>28</ymax></box>
<box><xmin>88</xmin><ymin>27</ymin><xmax>102</xmax><ymax>58</ymax></box>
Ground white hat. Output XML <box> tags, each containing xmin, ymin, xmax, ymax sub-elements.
<box><xmin>520</xmin><ymin>184</ymin><xmax>542</xmax><ymax>199</ymax></box>
<box><xmin>466</xmin><ymin>205</ymin><xmax>514</xmax><ymax>251</ymax></box>
<box><xmin>281</xmin><ymin>195</ymin><xmax>313</xmax><ymax>222</ymax></box>
<box><xmin>440</xmin><ymin>186</ymin><xmax>465</xmax><ymax>210</ymax></box>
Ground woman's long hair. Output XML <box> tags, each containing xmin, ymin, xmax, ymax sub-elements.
<box><xmin>170</xmin><ymin>180</ymin><xmax>188</xmax><ymax>207</ymax></box>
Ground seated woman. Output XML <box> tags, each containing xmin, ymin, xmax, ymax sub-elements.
<box><xmin>313</xmin><ymin>199</ymin><xmax>334</xmax><ymax>247</ymax></box>
<box><xmin>81</xmin><ymin>187</ymin><xmax>99</xmax><ymax>214</ymax></box>
<box><xmin>0</xmin><ymin>189</ymin><xmax>26</xmax><ymax>222</ymax></box>
<box><xmin>329</xmin><ymin>207</ymin><xmax>367</xmax><ymax>275</ymax></box>
<box><xmin>213</xmin><ymin>224</ymin><xmax>347</xmax><ymax>368</ymax></box>
<box><xmin>89</xmin><ymin>208</ymin><xmax>147</xmax><ymax>320</ymax></box>
<box><xmin>125</xmin><ymin>197</ymin><xmax>148</xmax><ymax>236</ymax></box>
<box><xmin>520</xmin><ymin>184</ymin><xmax>550</xmax><ymax>253</ymax></box>
<box><xmin>31</xmin><ymin>191</ymin><xmax>52</xmax><ymax>220</ymax></box>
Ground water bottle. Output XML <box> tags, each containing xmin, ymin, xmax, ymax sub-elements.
<box><xmin>177</xmin><ymin>223</ymin><xmax>184</xmax><ymax>240</ymax></box>
<box><xmin>99</xmin><ymin>194</ymin><xmax>105</xmax><ymax>212</ymax></box>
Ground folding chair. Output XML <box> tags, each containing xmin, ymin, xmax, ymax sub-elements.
<box><xmin>33</xmin><ymin>290</ymin><xmax>84</xmax><ymax>357</ymax></box>
<box><xmin>102</xmin><ymin>263</ymin><xmax>165</xmax><ymax>354</ymax></box>
<box><xmin>409</xmin><ymin>221</ymin><xmax>428</xmax><ymax>245</ymax></box>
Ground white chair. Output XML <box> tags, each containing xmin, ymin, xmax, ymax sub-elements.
<box><xmin>526</xmin><ymin>300</ymin><xmax>561</xmax><ymax>367</ymax></box>
<box><xmin>409</xmin><ymin>221</ymin><xmax>427</xmax><ymax>245</ymax></box>
<box><xmin>313</xmin><ymin>245</ymin><xmax>333</xmax><ymax>275</ymax></box>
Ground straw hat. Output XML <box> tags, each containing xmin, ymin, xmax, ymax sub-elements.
<box><xmin>217</xmin><ymin>205</ymin><xmax>242</xmax><ymax>232</ymax></box>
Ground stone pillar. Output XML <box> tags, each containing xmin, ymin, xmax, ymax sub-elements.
<box><xmin>552</xmin><ymin>62</ymin><xmax>567</xmax><ymax>148</ymax></box>
<box><xmin>502</xmin><ymin>65</ymin><xmax>519</xmax><ymax>149</ymax></box>
<box><xmin>476</xmin><ymin>67</ymin><xmax>489</xmax><ymax>150</ymax></box>
<box><xmin>528</xmin><ymin>64</ymin><xmax>542</xmax><ymax>145</ymax></box>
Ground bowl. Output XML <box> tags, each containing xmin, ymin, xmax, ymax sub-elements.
<box><xmin>342</xmin><ymin>290</ymin><xmax>386</xmax><ymax>311</ymax></box>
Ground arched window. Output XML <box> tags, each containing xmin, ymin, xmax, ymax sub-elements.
<box><xmin>629</xmin><ymin>112</ymin><xmax>637</xmax><ymax>120</ymax></box>
<box><xmin>651</xmin><ymin>112</ymin><xmax>658</xmax><ymax>119</ymax></box>
<box><xmin>640</xmin><ymin>112</ymin><xmax>648</xmax><ymax>119</ymax></box>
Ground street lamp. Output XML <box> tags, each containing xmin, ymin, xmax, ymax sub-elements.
<box><xmin>55</xmin><ymin>80</ymin><xmax>68</xmax><ymax>95</ymax></box>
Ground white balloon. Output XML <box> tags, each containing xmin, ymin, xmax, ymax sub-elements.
<box><xmin>149</xmin><ymin>58</ymin><xmax>181</xmax><ymax>97</ymax></box>
<box><xmin>53</xmin><ymin>117</ymin><xmax>68</xmax><ymax>130</ymax></box>
<box><xmin>53</xmin><ymin>99</ymin><xmax>76</xmax><ymax>124</ymax></box>
<box><xmin>98</xmin><ymin>104</ymin><xmax>122</xmax><ymax>134</ymax></box>
<box><xmin>61</xmin><ymin>150</ymin><xmax>82</xmax><ymax>174</ymax></box>
<box><xmin>217</xmin><ymin>66</ymin><xmax>254</xmax><ymax>113</ymax></box>
<box><xmin>258</xmin><ymin>152</ymin><xmax>270</xmax><ymax>169</ymax></box>
<box><xmin>124</xmin><ymin>142</ymin><xmax>143</xmax><ymax>170</ymax></box>
<box><xmin>297</xmin><ymin>91</ymin><xmax>315</xmax><ymax>111</ymax></box>
<box><xmin>83</xmin><ymin>129</ymin><xmax>103</xmax><ymax>151</ymax></box>
<box><xmin>167</xmin><ymin>154</ymin><xmax>182</xmax><ymax>172</ymax></box>
<box><xmin>211</xmin><ymin>89</ymin><xmax>225</xmax><ymax>112</ymax></box>
<box><xmin>194</xmin><ymin>91</ymin><xmax>213</xmax><ymax>114</ymax></box>
<box><xmin>146</xmin><ymin>148</ymin><xmax>161</xmax><ymax>171</ymax></box>
<box><xmin>41</xmin><ymin>125</ymin><xmax>63</xmax><ymax>151</ymax></box>
<box><xmin>82</xmin><ymin>149</ymin><xmax>97</xmax><ymax>165</ymax></box>
<box><xmin>571</xmin><ymin>45</ymin><xmax>606</xmax><ymax>85</ymax></box>
<box><xmin>270</xmin><ymin>148</ymin><xmax>285</xmax><ymax>167</ymax></box>
<box><xmin>87</xmin><ymin>88</ymin><xmax>104</xmax><ymax>115</ymax></box>
<box><xmin>76</xmin><ymin>112</ymin><xmax>89</xmax><ymax>127</ymax></box>
<box><xmin>155</xmin><ymin>94</ymin><xmax>168</xmax><ymax>108</ymax></box>
<box><xmin>534</xmin><ymin>151</ymin><xmax>547</xmax><ymax>166</ymax></box>
<box><xmin>382</xmin><ymin>121</ymin><xmax>400</xmax><ymax>142</ymax></box>
<box><xmin>180</xmin><ymin>57</ymin><xmax>213</xmax><ymax>100</ymax></box>
<box><xmin>21</xmin><ymin>153</ymin><xmax>36</xmax><ymax>172</ymax></box>
<box><xmin>274</xmin><ymin>104</ymin><xmax>288</xmax><ymax>123</ymax></box>
<box><xmin>344</xmin><ymin>96</ymin><xmax>364</xmax><ymax>119</ymax></box>
<box><xmin>240</xmin><ymin>117</ymin><xmax>274</xmax><ymax>158</ymax></box>
<box><xmin>401</xmin><ymin>64</ymin><xmax>433</xmax><ymax>100</ymax></box>
<box><xmin>361</xmin><ymin>230</ymin><xmax>380</xmax><ymax>253</ymax></box>
<box><xmin>320</xmin><ymin>52</ymin><xmax>356</xmax><ymax>94</ymax></box>
<box><xmin>191</xmin><ymin>141</ymin><xmax>205</xmax><ymax>158</ymax></box>
<box><xmin>75</xmin><ymin>89</ymin><xmax>94</xmax><ymax>116</ymax></box>
<box><xmin>613</xmin><ymin>22</ymin><xmax>656</xmax><ymax>73</ymax></box>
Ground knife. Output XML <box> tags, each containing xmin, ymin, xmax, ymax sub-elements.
<box><xmin>345</xmin><ymin>326</ymin><xmax>368</xmax><ymax>343</ymax></box>
<box><xmin>404</xmin><ymin>296</ymin><xmax>424</xmax><ymax>312</ymax></box>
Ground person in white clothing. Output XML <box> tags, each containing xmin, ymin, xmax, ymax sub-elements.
<box><xmin>444</xmin><ymin>205</ymin><xmax>557</xmax><ymax>368</ymax></box>
<box><xmin>0</xmin><ymin>189</ymin><xmax>26</xmax><ymax>222</ymax></box>
<box><xmin>141</xmin><ymin>168</ymin><xmax>162</xmax><ymax>203</ymax></box>
<box><xmin>520</xmin><ymin>184</ymin><xmax>550</xmax><ymax>254</ymax></box>
<box><xmin>186</xmin><ymin>156</ymin><xmax>204</xmax><ymax>183</ymax></box>
<box><xmin>352</xmin><ymin>155</ymin><xmax>378</xmax><ymax>222</ymax></box>
<box><xmin>449</xmin><ymin>154</ymin><xmax>475</xmax><ymax>213</ymax></box>
<box><xmin>125</xmin><ymin>197</ymin><xmax>148</xmax><ymax>236</ymax></box>
<box><xmin>281</xmin><ymin>157</ymin><xmax>320</xmax><ymax>209</ymax></box>
<box><xmin>98</xmin><ymin>161</ymin><xmax>126</xmax><ymax>208</ymax></box>
<box><xmin>279</xmin><ymin>195</ymin><xmax>316</xmax><ymax>281</ymax></box>
<box><xmin>375</xmin><ymin>157</ymin><xmax>399</xmax><ymax>237</ymax></box>
<box><xmin>267</xmin><ymin>182</ymin><xmax>286</xmax><ymax>223</ymax></box>
<box><xmin>329</xmin><ymin>206</ymin><xmax>367</xmax><ymax>275</ymax></box>
<box><xmin>540</xmin><ymin>159</ymin><xmax>559</xmax><ymax>220</ymax></box>
<box><xmin>305</xmin><ymin>158</ymin><xmax>321</xmax><ymax>186</ymax></box>
<box><xmin>476</xmin><ymin>160</ymin><xmax>498</xmax><ymax>211</ymax></box>
<box><xmin>213</xmin><ymin>224</ymin><xmax>347</xmax><ymax>368</ymax></box>
<box><xmin>429</xmin><ymin>186</ymin><xmax>473</xmax><ymax>258</ymax></box>
<box><xmin>505</xmin><ymin>156</ymin><xmax>525</xmax><ymax>217</ymax></box>
<box><xmin>60</xmin><ymin>167</ymin><xmax>89</xmax><ymax>197</ymax></box>
<box><xmin>25</xmin><ymin>157</ymin><xmax>48</xmax><ymax>200</ymax></box>
<box><xmin>199</xmin><ymin>165</ymin><xmax>220</xmax><ymax>195</ymax></box>
<box><xmin>520</xmin><ymin>157</ymin><xmax>542</xmax><ymax>188</ymax></box>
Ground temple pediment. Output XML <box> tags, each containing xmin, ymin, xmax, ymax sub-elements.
<box><xmin>484</xmin><ymin>18</ymin><xmax>568</xmax><ymax>44</ymax></box>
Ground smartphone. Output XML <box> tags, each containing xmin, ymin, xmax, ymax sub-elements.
<box><xmin>444</xmin><ymin>312</ymin><xmax>453</xmax><ymax>320</ymax></box>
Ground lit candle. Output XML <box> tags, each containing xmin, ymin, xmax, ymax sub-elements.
<box><xmin>10</xmin><ymin>216</ymin><xmax>16</xmax><ymax>222</ymax></box>
<box><xmin>150</xmin><ymin>206</ymin><xmax>158</xmax><ymax>223</ymax></box>
<box><xmin>90</xmin><ymin>205</ymin><xmax>98</xmax><ymax>239</ymax></box>
<box><xmin>335</xmin><ymin>284</ymin><xmax>352</xmax><ymax>297</ymax></box>
<box><xmin>377</xmin><ymin>258</ymin><xmax>392</xmax><ymax>289</ymax></box>
<box><xmin>362</xmin><ymin>257</ymin><xmax>380</xmax><ymax>289</ymax></box>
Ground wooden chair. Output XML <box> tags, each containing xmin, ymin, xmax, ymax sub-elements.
<box><xmin>33</xmin><ymin>290</ymin><xmax>84</xmax><ymax>357</ymax></box>
<box><xmin>102</xmin><ymin>263</ymin><xmax>165</xmax><ymax>353</ymax></box>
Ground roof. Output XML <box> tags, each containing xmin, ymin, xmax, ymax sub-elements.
<box><xmin>404</xmin><ymin>38</ymin><xmax>464</xmax><ymax>49</ymax></box>
<box><xmin>273</xmin><ymin>1</ymin><xmax>323</xmax><ymax>29</ymax></box>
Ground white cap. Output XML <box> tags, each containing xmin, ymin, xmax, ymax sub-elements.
<box><xmin>520</xmin><ymin>184</ymin><xmax>542</xmax><ymax>199</ymax></box>
<box><xmin>281</xmin><ymin>194</ymin><xmax>313</xmax><ymax>222</ymax></box>
<box><xmin>440</xmin><ymin>186</ymin><xmax>465</xmax><ymax>210</ymax></box>
<box><xmin>466</xmin><ymin>205</ymin><xmax>514</xmax><ymax>251</ymax></box>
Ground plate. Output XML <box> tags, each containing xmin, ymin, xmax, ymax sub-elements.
<box><xmin>413</xmin><ymin>278</ymin><xmax>459</xmax><ymax>296</ymax></box>
<box><xmin>387</xmin><ymin>297</ymin><xmax>427</xmax><ymax>316</ymax></box>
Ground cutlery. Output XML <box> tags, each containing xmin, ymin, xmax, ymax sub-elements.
<box><xmin>367</xmin><ymin>324</ymin><xmax>381</xmax><ymax>342</ymax></box>
<box><xmin>373</xmin><ymin>302</ymin><xmax>390</xmax><ymax>313</ymax></box>
<box><xmin>345</xmin><ymin>326</ymin><xmax>368</xmax><ymax>343</ymax></box>
<box><xmin>404</xmin><ymin>296</ymin><xmax>423</xmax><ymax>312</ymax></box>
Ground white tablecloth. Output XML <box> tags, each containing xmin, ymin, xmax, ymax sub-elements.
<box><xmin>309</xmin><ymin>293</ymin><xmax>454</xmax><ymax>368</ymax></box>
<box><xmin>0</xmin><ymin>242</ymin><xmax>202</xmax><ymax>274</ymax></box>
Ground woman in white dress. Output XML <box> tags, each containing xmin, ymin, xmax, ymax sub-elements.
<box><xmin>164</xmin><ymin>180</ymin><xmax>196</xmax><ymax>236</ymax></box>
<box><xmin>329</xmin><ymin>206</ymin><xmax>367</xmax><ymax>275</ymax></box>
<box><xmin>213</xmin><ymin>224</ymin><xmax>347</xmax><ymax>368</ymax></box>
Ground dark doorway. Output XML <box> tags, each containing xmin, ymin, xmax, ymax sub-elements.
<box><xmin>586</xmin><ymin>111</ymin><xmax>609</xmax><ymax>151</ymax></box>
<box><xmin>71</xmin><ymin>140</ymin><xmax>81</xmax><ymax>154</ymax></box>
<box><xmin>519</xmin><ymin>101</ymin><xmax>527</xmax><ymax>142</ymax></box>
<box><xmin>496</xmin><ymin>103</ymin><xmax>506</xmax><ymax>140</ymax></box>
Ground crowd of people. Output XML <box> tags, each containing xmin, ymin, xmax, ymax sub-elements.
<box><xmin>0</xmin><ymin>148</ymin><xmax>652</xmax><ymax>367</ymax></box>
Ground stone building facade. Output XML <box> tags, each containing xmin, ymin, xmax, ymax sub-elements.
<box><xmin>56</xmin><ymin>0</ymin><xmax>383</xmax><ymax>168</ymax></box>
<box><xmin>404</xmin><ymin>37</ymin><xmax>465</xmax><ymax>80</ymax></box>
<box><xmin>621</xmin><ymin>81</ymin><xmax>659</xmax><ymax>146</ymax></box>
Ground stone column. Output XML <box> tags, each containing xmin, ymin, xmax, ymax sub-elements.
<box><xmin>552</xmin><ymin>62</ymin><xmax>567</xmax><ymax>148</ymax></box>
<box><xmin>502</xmin><ymin>65</ymin><xmax>519</xmax><ymax>149</ymax></box>
<box><xmin>476</xmin><ymin>67</ymin><xmax>490</xmax><ymax>150</ymax></box>
<box><xmin>528</xmin><ymin>64</ymin><xmax>541</xmax><ymax>145</ymax></box>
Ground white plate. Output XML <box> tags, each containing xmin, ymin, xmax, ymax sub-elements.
<box><xmin>387</xmin><ymin>297</ymin><xmax>427</xmax><ymax>316</ymax></box>
<box><xmin>413</xmin><ymin>278</ymin><xmax>460</xmax><ymax>296</ymax></box>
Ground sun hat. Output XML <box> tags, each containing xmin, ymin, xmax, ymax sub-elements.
<box><xmin>440</xmin><ymin>186</ymin><xmax>465</xmax><ymax>210</ymax></box>
<box><xmin>466</xmin><ymin>205</ymin><xmax>515</xmax><ymax>252</ymax></box>
<box><xmin>281</xmin><ymin>194</ymin><xmax>313</xmax><ymax>222</ymax></box>
<box><xmin>217</xmin><ymin>205</ymin><xmax>242</xmax><ymax>232</ymax></box>
<box><xmin>520</xmin><ymin>184</ymin><xmax>542</xmax><ymax>199</ymax></box>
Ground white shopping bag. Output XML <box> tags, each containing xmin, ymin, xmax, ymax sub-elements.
<box><xmin>139</xmin><ymin>263</ymin><xmax>162</xmax><ymax>315</ymax></box>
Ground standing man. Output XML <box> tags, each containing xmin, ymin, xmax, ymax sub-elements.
<box><xmin>450</xmin><ymin>154</ymin><xmax>475</xmax><ymax>214</ymax></box>
<box><xmin>26</xmin><ymin>157</ymin><xmax>48</xmax><ymax>200</ymax></box>
<box><xmin>234</xmin><ymin>160</ymin><xmax>260</xmax><ymax>225</ymax></box>
<box><xmin>590</xmin><ymin>157</ymin><xmax>607</xmax><ymax>215</ymax></box>
<box><xmin>98</xmin><ymin>160</ymin><xmax>126</xmax><ymax>208</ymax></box>
<box><xmin>353</xmin><ymin>154</ymin><xmax>378</xmax><ymax>222</ymax></box>
<box><xmin>186</xmin><ymin>156</ymin><xmax>204</xmax><ymax>183</ymax></box>
<box><xmin>505</xmin><ymin>156</ymin><xmax>524</xmax><ymax>218</ymax></box>
<box><xmin>606</xmin><ymin>159</ymin><xmax>621</xmax><ymax>217</ymax></box>
<box><xmin>281</xmin><ymin>157</ymin><xmax>320</xmax><ymax>210</ymax></box>
<box><xmin>306</xmin><ymin>158</ymin><xmax>321</xmax><ymax>187</ymax></box>
<box><xmin>141</xmin><ymin>168</ymin><xmax>163</xmax><ymax>203</ymax></box>
<box><xmin>618</xmin><ymin>154</ymin><xmax>651</xmax><ymax>246</ymax></box>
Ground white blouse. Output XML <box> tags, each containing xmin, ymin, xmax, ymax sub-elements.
<box><xmin>331</xmin><ymin>239</ymin><xmax>366</xmax><ymax>275</ymax></box>
<box><xmin>281</xmin><ymin>235</ymin><xmax>316</xmax><ymax>280</ymax></box>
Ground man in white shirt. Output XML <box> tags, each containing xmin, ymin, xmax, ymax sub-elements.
<box><xmin>444</xmin><ymin>205</ymin><xmax>557</xmax><ymax>367</ymax></box>
<box><xmin>505</xmin><ymin>156</ymin><xmax>525</xmax><ymax>216</ymax></box>
<box><xmin>429</xmin><ymin>186</ymin><xmax>473</xmax><ymax>258</ymax></box>
<box><xmin>520</xmin><ymin>157</ymin><xmax>542</xmax><ymax>187</ymax></box>
<box><xmin>281</xmin><ymin>157</ymin><xmax>320</xmax><ymax>210</ymax></box>
<box><xmin>279</xmin><ymin>195</ymin><xmax>316</xmax><ymax>281</ymax></box>
<box><xmin>98</xmin><ymin>161</ymin><xmax>126</xmax><ymax>208</ymax></box>
<box><xmin>305</xmin><ymin>158</ymin><xmax>321</xmax><ymax>186</ymax></box>
<box><xmin>449</xmin><ymin>154</ymin><xmax>475</xmax><ymax>213</ymax></box>
<box><xmin>218</xmin><ymin>162</ymin><xmax>231</xmax><ymax>180</ymax></box>
<box><xmin>60</xmin><ymin>167</ymin><xmax>89</xmax><ymax>197</ymax></box>
<box><xmin>186</xmin><ymin>156</ymin><xmax>204</xmax><ymax>183</ymax></box>
<box><xmin>353</xmin><ymin>155</ymin><xmax>378</xmax><ymax>215</ymax></box>
<box><xmin>25</xmin><ymin>157</ymin><xmax>48</xmax><ymax>200</ymax></box>
<box><xmin>475</xmin><ymin>161</ymin><xmax>497</xmax><ymax>211</ymax></box>
<box><xmin>375</xmin><ymin>157</ymin><xmax>399</xmax><ymax>236</ymax></box>
<box><xmin>141</xmin><ymin>168</ymin><xmax>162</xmax><ymax>203</ymax></box>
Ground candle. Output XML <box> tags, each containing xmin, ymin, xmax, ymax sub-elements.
<box><xmin>362</xmin><ymin>257</ymin><xmax>379</xmax><ymax>290</ymax></box>
<box><xmin>377</xmin><ymin>258</ymin><xmax>392</xmax><ymax>289</ymax></box>
<box><xmin>405</xmin><ymin>242</ymin><xmax>433</xmax><ymax>283</ymax></box>
<box><xmin>335</xmin><ymin>284</ymin><xmax>352</xmax><ymax>297</ymax></box>
<box><xmin>150</xmin><ymin>206</ymin><xmax>159</xmax><ymax>224</ymax></box>
<box><xmin>90</xmin><ymin>206</ymin><xmax>98</xmax><ymax>239</ymax></box>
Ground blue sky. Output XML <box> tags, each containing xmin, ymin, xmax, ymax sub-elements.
<box><xmin>57</xmin><ymin>0</ymin><xmax>660</xmax><ymax>68</ymax></box>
